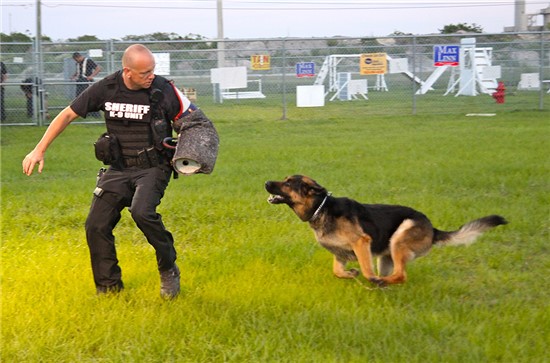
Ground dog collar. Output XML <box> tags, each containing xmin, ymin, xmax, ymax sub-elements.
<box><xmin>309</xmin><ymin>192</ymin><xmax>331</xmax><ymax>222</ymax></box>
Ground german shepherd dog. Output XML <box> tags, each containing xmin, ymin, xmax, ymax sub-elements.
<box><xmin>265</xmin><ymin>175</ymin><xmax>507</xmax><ymax>286</ymax></box>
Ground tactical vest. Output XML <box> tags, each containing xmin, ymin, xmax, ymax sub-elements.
<box><xmin>102</xmin><ymin>73</ymin><xmax>172</xmax><ymax>159</ymax></box>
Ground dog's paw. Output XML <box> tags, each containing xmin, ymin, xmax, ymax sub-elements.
<box><xmin>368</xmin><ymin>276</ymin><xmax>387</xmax><ymax>287</ymax></box>
<box><xmin>334</xmin><ymin>269</ymin><xmax>360</xmax><ymax>279</ymax></box>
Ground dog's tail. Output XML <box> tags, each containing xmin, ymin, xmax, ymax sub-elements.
<box><xmin>433</xmin><ymin>215</ymin><xmax>507</xmax><ymax>247</ymax></box>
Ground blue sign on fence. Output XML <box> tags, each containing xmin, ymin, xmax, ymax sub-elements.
<box><xmin>433</xmin><ymin>45</ymin><xmax>460</xmax><ymax>67</ymax></box>
<box><xmin>296</xmin><ymin>62</ymin><xmax>315</xmax><ymax>77</ymax></box>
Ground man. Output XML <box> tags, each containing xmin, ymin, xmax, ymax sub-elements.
<box><xmin>71</xmin><ymin>52</ymin><xmax>101</xmax><ymax>96</ymax></box>
<box><xmin>21</xmin><ymin>77</ymin><xmax>34</xmax><ymax>118</ymax></box>
<box><xmin>1</xmin><ymin>61</ymin><xmax>7</xmax><ymax>121</ymax></box>
<box><xmin>23</xmin><ymin>44</ymin><xmax>207</xmax><ymax>299</ymax></box>
<box><xmin>72</xmin><ymin>52</ymin><xmax>102</xmax><ymax>118</ymax></box>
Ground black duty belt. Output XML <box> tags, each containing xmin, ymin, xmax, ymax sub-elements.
<box><xmin>123</xmin><ymin>147</ymin><xmax>162</xmax><ymax>169</ymax></box>
<box><xmin>123</xmin><ymin>157</ymin><xmax>145</xmax><ymax>168</ymax></box>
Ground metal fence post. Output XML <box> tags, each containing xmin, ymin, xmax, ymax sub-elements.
<box><xmin>411</xmin><ymin>36</ymin><xmax>417</xmax><ymax>115</ymax></box>
<box><xmin>107</xmin><ymin>39</ymin><xmax>115</xmax><ymax>75</ymax></box>
<box><xmin>540</xmin><ymin>32</ymin><xmax>545</xmax><ymax>110</ymax></box>
<box><xmin>281</xmin><ymin>38</ymin><xmax>287</xmax><ymax>120</ymax></box>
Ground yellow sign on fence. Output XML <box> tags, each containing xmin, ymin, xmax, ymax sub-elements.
<box><xmin>359</xmin><ymin>53</ymin><xmax>387</xmax><ymax>75</ymax></box>
<box><xmin>251</xmin><ymin>55</ymin><xmax>271</xmax><ymax>70</ymax></box>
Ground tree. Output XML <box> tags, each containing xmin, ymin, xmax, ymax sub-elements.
<box><xmin>67</xmin><ymin>35</ymin><xmax>101</xmax><ymax>42</ymax></box>
<box><xmin>439</xmin><ymin>23</ymin><xmax>483</xmax><ymax>34</ymax></box>
<box><xmin>122</xmin><ymin>32</ymin><xmax>181</xmax><ymax>41</ymax></box>
<box><xmin>121</xmin><ymin>32</ymin><xmax>208</xmax><ymax>42</ymax></box>
<box><xmin>389</xmin><ymin>30</ymin><xmax>413</xmax><ymax>36</ymax></box>
<box><xmin>0</xmin><ymin>32</ymin><xmax>33</xmax><ymax>42</ymax></box>
<box><xmin>0</xmin><ymin>32</ymin><xmax>50</xmax><ymax>54</ymax></box>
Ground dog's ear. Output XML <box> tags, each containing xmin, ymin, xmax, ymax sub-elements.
<box><xmin>304</xmin><ymin>180</ymin><xmax>327</xmax><ymax>196</ymax></box>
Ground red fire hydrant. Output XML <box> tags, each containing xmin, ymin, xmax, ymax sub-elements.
<box><xmin>492</xmin><ymin>82</ymin><xmax>506</xmax><ymax>104</ymax></box>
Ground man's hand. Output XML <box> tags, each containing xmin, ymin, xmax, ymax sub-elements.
<box><xmin>21</xmin><ymin>106</ymin><xmax>80</xmax><ymax>176</ymax></box>
<box><xmin>22</xmin><ymin>150</ymin><xmax>45</xmax><ymax>176</ymax></box>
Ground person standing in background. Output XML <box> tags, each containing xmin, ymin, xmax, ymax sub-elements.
<box><xmin>71</xmin><ymin>52</ymin><xmax>101</xmax><ymax>96</ymax></box>
<box><xmin>1</xmin><ymin>61</ymin><xmax>7</xmax><ymax>121</ymax></box>
<box><xmin>21</xmin><ymin>78</ymin><xmax>35</xmax><ymax>118</ymax></box>
<box><xmin>71</xmin><ymin>52</ymin><xmax>101</xmax><ymax>117</ymax></box>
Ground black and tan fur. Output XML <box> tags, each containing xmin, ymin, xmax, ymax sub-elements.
<box><xmin>265</xmin><ymin>175</ymin><xmax>507</xmax><ymax>286</ymax></box>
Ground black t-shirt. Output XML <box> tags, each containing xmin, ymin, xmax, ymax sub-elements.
<box><xmin>71</xmin><ymin>71</ymin><xmax>183</xmax><ymax>120</ymax></box>
<box><xmin>71</xmin><ymin>71</ymin><xmax>186</xmax><ymax>157</ymax></box>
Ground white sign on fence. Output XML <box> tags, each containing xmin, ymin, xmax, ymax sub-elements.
<box><xmin>210</xmin><ymin>67</ymin><xmax>248</xmax><ymax>89</ymax></box>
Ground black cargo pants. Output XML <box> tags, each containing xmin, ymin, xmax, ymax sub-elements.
<box><xmin>85</xmin><ymin>165</ymin><xmax>176</xmax><ymax>290</ymax></box>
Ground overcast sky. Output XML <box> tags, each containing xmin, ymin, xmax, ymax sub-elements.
<box><xmin>1</xmin><ymin>0</ymin><xmax>548</xmax><ymax>41</ymax></box>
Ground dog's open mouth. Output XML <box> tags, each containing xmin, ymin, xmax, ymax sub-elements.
<box><xmin>267</xmin><ymin>194</ymin><xmax>286</xmax><ymax>204</ymax></box>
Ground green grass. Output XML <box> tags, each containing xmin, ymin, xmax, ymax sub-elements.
<box><xmin>1</xmin><ymin>109</ymin><xmax>549</xmax><ymax>362</ymax></box>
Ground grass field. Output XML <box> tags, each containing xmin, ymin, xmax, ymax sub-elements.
<box><xmin>1</xmin><ymin>107</ymin><xmax>549</xmax><ymax>362</ymax></box>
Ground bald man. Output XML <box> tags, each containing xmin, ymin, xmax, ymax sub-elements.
<box><xmin>23</xmin><ymin>44</ymin><xmax>207</xmax><ymax>299</ymax></box>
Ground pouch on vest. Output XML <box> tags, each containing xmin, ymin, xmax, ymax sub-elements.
<box><xmin>150</xmin><ymin>88</ymin><xmax>171</xmax><ymax>149</ymax></box>
<box><xmin>94</xmin><ymin>133</ymin><xmax>123</xmax><ymax>169</ymax></box>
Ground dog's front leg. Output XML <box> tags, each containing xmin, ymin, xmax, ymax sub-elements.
<box><xmin>332</xmin><ymin>256</ymin><xmax>359</xmax><ymax>278</ymax></box>
<box><xmin>353</xmin><ymin>236</ymin><xmax>385</xmax><ymax>286</ymax></box>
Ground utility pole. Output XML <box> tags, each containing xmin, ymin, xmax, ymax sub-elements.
<box><xmin>35</xmin><ymin>0</ymin><xmax>45</xmax><ymax>125</ymax></box>
<box><xmin>217</xmin><ymin>0</ymin><xmax>225</xmax><ymax>68</ymax></box>
<box><xmin>214</xmin><ymin>0</ymin><xmax>225</xmax><ymax>103</ymax></box>
<box><xmin>515</xmin><ymin>0</ymin><xmax>527</xmax><ymax>31</ymax></box>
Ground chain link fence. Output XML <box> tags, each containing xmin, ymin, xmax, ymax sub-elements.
<box><xmin>1</xmin><ymin>32</ymin><xmax>549</xmax><ymax>126</ymax></box>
